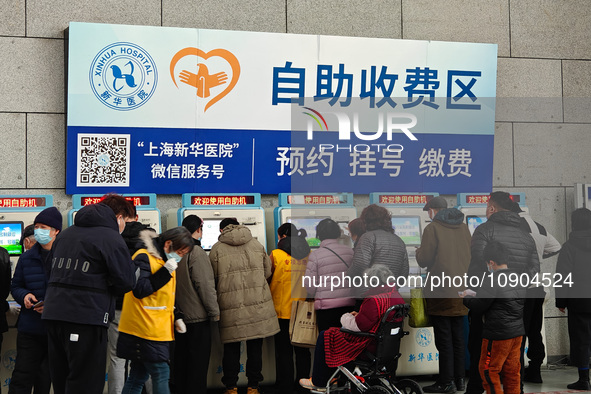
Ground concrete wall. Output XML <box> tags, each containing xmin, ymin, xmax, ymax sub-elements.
<box><xmin>2</xmin><ymin>0</ymin><xmax>591</xmax><ymax>361</ymax></box>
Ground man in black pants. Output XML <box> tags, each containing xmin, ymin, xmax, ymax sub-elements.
<box><xmin>42</xmin><ymin>194</ymin><xmax>137</xmax><ymax>394</ymax></box>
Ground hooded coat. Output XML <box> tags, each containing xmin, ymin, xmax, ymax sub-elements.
<box><xmin>416</xmin><ymin>208</ymin><xmax>471</xmax><ymax>316</ymax></box>
<box><xmin>209</xmin><ymin>224</ymin><xmax>280</xmax><ymax>343</ymax></box>
<box><xmin>305</xmin><ymin>238</ymin><xmax>355</xmax><ymax>311</ymax></box>
<box><xmin>43</xmin><ymin>203</ymin><xmax>137</xmax><ymax>327</ymax></box>
<box><xmin>555</xmin><ymin>229</ymin><xmax>591</xmax><ymax>313</ymax></box>
<box><xmin>117</xmin><ymin>231</ymin><xmax>176</xmax><ymax>363</ymax></box>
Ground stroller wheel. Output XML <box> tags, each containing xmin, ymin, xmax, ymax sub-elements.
<box><xmin>364</xmin><ymin>386</ymin><xmax>391</xmax><ymax>394</ymax></box>
<box><xmin>395</xmin><ymin>379</ymin><xmax>424</xmax><ymax>394</ymax></box>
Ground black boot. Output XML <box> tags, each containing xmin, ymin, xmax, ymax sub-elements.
<box><xmin>523</xmin><ymin>364</ymin><xmax>543</xmax><ymax>383</ymax></box>
<box><xmin>567</xmin><ymin>368</ymin><xmax>591</xmax><ymax>390</ymax></box>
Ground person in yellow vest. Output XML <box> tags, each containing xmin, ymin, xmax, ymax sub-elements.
<box><xmin>117</xmin><ymin>227</ymin><xmax>194</xmax><ymax>394</ymax></box>
<box><xmin>270</xmin><ymin>223</ymin><xmax>312</xmax><ymax>393</ymax></box>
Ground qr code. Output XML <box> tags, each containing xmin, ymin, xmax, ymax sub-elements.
<box><xmin>77</xmin><ymin>134</ymin><xmax>130</xmax><ymax>187</ymax></box>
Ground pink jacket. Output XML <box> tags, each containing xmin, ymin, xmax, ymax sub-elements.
<box><xmin>305</xmin><ymin>239</ymin><xmax>355</xmax><ymax>310</ymax></box>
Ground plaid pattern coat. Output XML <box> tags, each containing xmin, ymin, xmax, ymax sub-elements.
<box><xmin>324</xmin><ymin>287</ymin><xmax>404</xmax><ymax>367</ymax></box>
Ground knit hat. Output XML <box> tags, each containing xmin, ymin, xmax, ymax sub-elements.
<box><xmin>423</xmin><ymin>196</ymin><xmax>448</xmax><ymax>211</ymax></box>
<box><xmin>181</xmin><ymin>214</ymin><xmax>203</xmax><ymax>234</ymax></box>
<box><xmin>34</xmin><ymin>207</ymin><xmax>63</xmax><ymax>231</ymax></box>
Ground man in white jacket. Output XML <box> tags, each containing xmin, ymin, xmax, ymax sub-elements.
<box><xmin>511</xmin><ymin>203</ymin><xmax>561</xmax><ymax>385</ymax></box>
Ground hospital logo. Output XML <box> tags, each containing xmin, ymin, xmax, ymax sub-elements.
<box><xmin>89</xmin><ymin>42</ymin><xmax>157</xmax><ymax>111</ymax></box>
<box><xmin>2</xmin><ymin>349</ymin><xmax>16</xmax><ymax>371</ymax></box>
<box><xmin>416</xmin><ymin>328</ymin><xmax>432</xmax><ymax>347</ymax></box>
<box><xmin>170</xmin><ymin>47</ymin><xmax>240</xmax><ymax>112</ymax></box>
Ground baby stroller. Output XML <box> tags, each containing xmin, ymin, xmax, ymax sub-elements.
<box><xmin>310</xmin><ymin>304</ymin><xmax>423</xmax><ymax>394</ymax></box>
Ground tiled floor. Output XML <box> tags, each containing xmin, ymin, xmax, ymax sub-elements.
<box><xmin>412</xmin><ymin>365</ymin><xmax>591</xmax><ymax>393</ymax></box>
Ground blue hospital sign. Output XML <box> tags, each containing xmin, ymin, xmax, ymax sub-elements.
<box><xmin>66</xmin><ymin>22</ymin><xmax>497</xmax><ymax>194</ymax></box>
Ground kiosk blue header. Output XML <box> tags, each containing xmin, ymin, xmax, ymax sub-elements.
<box><xmin>69</xmin><ymin>193</ymin><xmax>161</xmax><ymax>232</ymax></box>
<box><xmin>176</xmin><ymin>193</ymin><xmax>266</xmax><ymax>250</ymax></box>
<box><xmin>274</xmin><ymin>193</ymin><xmax>356</xmax><ymax>248</ymax></box>
<box><xmin>456</xmin><ymin>192</ymin><xmax>527</xmax><ymax>235</ymax></box>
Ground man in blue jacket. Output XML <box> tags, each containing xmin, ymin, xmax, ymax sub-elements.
<box><xmin>10</xmin><ymin>206</ymin><xmax>63</xmax><ymax>394</ymax></box>
<box><xmin>43</xmin><ymin>194</ymin><xmax>138</xmax><ymax>394</ymax></box>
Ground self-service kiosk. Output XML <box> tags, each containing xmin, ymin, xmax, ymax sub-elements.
<box><xmin>456</xmin><ymin>192</ymin><xmax>527</xmax><ymax>235</ymax></box>
<box><xmin>170</xmin><ymin>193</ymin><xmax>270</xmax><ymax>388</ymax></box>
<box><xmin>273</xmin><ymin>193</ymin><xmax>358</xmax><ymax>248</ymax></box>
<box><xmin>0</xmin><ymin>194</ymin><xmax>56</xmax><ymax>386</ymax></box>
<box><xmin>170</xmin><ymin>193</ymin><xmax>267</xmax><ymax>250</ymax></box>
<box><xmin>371</xmin><ymin>192</ymin><xmax>439</xmax><ymax>376</ymax></box>
<box><xmin>68</xmin><ymin>194</ymin><xmax>162</xmax><ymax>232</ymax></box>
<box><xmin>574</xmin><ymin>183</ymin><xmax>591</xmax><ymax>209</ymax></box>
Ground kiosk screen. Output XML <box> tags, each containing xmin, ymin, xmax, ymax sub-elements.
<box><xmin>467</xmin><ymin>216</ymin><xmax>487</xmax><ymax>235</ymax></box>
<box><xmin>0</xmin><ymin>221</ymin><xmax>23</xmax><ymax>256</ymax></box>
<box><xmin>287</xmin><ymin>217</ymin><xmax>329</xmax><ymax>248</ymax></box>
<box><xmin>391</xmin><ymin>216</ymin><xmax>421</xmax><ymax>246</ymax></box>
<box><xmin>201</xmin><ymin>219</ymin><xmax>222</xmax><ymax>250</ymax></box>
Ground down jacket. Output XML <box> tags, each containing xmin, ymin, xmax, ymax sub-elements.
<box><xmin>416</xmin><ymin>208</ymin><xmax>471</xmax><ymax>316</ymax></box>
<box><xmin>209</xmin><ymin>225</ymin><xmax>280</xmax><ymax>343</ymax></box>
<box><xmin>555</xmin><ymin>229</ymin><xmax>591</xmax><ymax>313</ymax></box>
<box><xmin>305</xmin><ymin>239</ymin><xmax>355</xmax><ymax>310</ymax></box>
<box><xmin>467</xmin><ymin>210</ymin><xmax>539</xmax><ymax>284</ymax></box>
<box><xmin>347</xmin><ymin>229</ymin><xmax>409</xmax><ymax>287</ymax></box>
<box><xmin>11</xmin><ymin>243</ymin><xmax>48</xmax><ymax>335</ymax></box>
<box><xmin>43</xmin><ymin>203</ymin><xmax>137</xmax><ymax>327</ymax></box>
<box><xmin>463</xmin><ymin>268</ymin><xmax>526</xmax><ymax>340</ymax></box>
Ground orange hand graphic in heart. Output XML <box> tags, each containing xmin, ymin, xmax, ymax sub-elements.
<box><xmin>170</xmin><ymin>47</ymin><xmax>240</xmax><ymax>112</ymax></box>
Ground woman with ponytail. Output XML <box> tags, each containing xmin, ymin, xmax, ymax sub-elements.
<box><xmin>269</xmin><ymin>223</ymin><xmax>312</xmax><ymax>393</ymax></box>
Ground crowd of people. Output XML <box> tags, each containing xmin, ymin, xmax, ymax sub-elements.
<box><xmin>0</xmin><ymin>191</ymin><xmax>589</xmax><ymax>394</ymax></box>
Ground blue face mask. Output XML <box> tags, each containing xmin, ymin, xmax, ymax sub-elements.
<box><xmin>166</xmin><ymin>252</ymin><xmax>182</xmax><ymax>263</ymax></box>
<box><xmin>34</xmin><ymin>228</ymin><xmax>52</xmax><ymax>245</ymax></box>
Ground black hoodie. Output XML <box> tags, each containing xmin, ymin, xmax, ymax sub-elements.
<box><xmin>43</xmin><ymin>203</ymin><xmax>137</xmax><ymax>327</ymax></box>
<box><xmin>556</xmin><ymin>229</ymin><xmax>591</xmax><ymax>312</ymax></box>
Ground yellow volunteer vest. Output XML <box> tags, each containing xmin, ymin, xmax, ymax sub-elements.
<box><xmin>269</xmin><ymin>248</ymin><xmax>308</xmax><ymax>319</ymax></box>
<box><xmin>119</xmin><ymin>249</ymin><xmax>175</xmax><ymax>341</ymax></box>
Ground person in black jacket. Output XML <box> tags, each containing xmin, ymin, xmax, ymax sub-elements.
<box><xmin>463</xmin><ymin>241</ymin><xmax>526</xmax><ymax>394</ymax></box>
<box><xmin>465</xmin><ymin>191</ymin><xmax>539</xmax><ymax>394</ymax></box>
<box><xmin>10</xmin><ymin>207</ymin><xmax>63</xmax><ymax>394</ymax></box>
<box><xmin>43</xmin><ymin>194</ymin><xmax>138</xmax><ymax>394</ymax></box>
<box><xmin>556</xmin><ymin>208</ymin><xmax>591</xmax><ymax>390</ymax></box>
